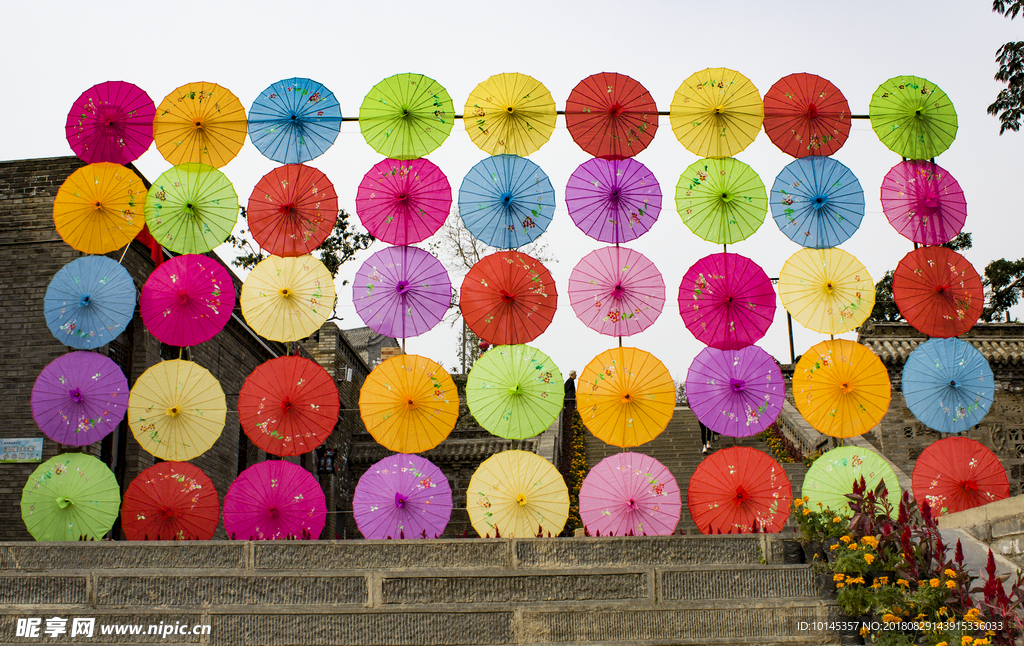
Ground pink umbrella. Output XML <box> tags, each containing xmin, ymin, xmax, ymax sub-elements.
<box><xmin>31</xmin><ymin>351</ymin><xmax>128</xmax><ymax>446</ymax></box>
<box><xmin>355</xmin><ymin>158</ymin><xmax>452</xmax><ymax>246</ymax></box>
<box><xmin>678</xmin><ymin>253</ymin><xmax>775</xmax><ymax>350</ymax></box>
<box><xmin>352</xmin><ymin>245</ymin><xmax>452</xmax><ymax>339</ymax></box>
<box><xmin>880</xmin><ymin>160</ymin><xmax>966</xmax><ymax>246</ymax></box>
<box><xmin>568</xmin><ymin>246</ymin><xmax>665</xmax><ymax>337</ymax></box>
<box><xmin>66</xmin><ymin>81</ymin><xmax>155</xmax><ymax>165</ymax></box>
<box><xmin>223</xmin><ymin>460</ymin><xmax>326</xmax><ymax>540</ymax></box>
<box><xmin>579</xmin><ymin>452</ymin><xmax>681</xmax><ymax>536</ymax></box>
<box><xmin>565</xmin><ymin>158</ymin><xmax>662</xmax><ymax>243</ymax></box>
<box><xmin>353</xmin><ymin>454</ymin><xmax>453</xmax><ymax>539</ymax></box>
<box><xmin>685</xmin><ymin>345</ymin><xmax>785</xmax><ymax>437</ymax></box>
<box><xmin>140</xmin><ymin>254</ymin><xmax>235</xmax><ymax>347</ymax></box>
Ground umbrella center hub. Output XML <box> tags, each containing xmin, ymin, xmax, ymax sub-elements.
<box><xmin>923</xmin><ymin>192</ymin><xmax>939</xmax><ymax>208</ymax></box>
<box><xmin>840</xmin><ymin>382</ymin><xmax>853</xmax><ymax>394</ymax></box>
<box><xmin>279</xmin><ymin>288</ymin><xmax>292</xmax><ymax>298</ymax></box>
<box><xmin>734</xmin><ymin>486</ymin><xmax>749</xmax><ymax>506</ymax></box>
<box><xmin>824</xmin><ymin>281</ymin><xmax>835</xmax><ymax>294</ymax></box>
<box><xmin>627</xmin><ymin>497</ymin><xmax>638</xmax><ymax>510</ymax></box>
<box><xmin>79</xmin><ymin>294</ymin><xmax>91</xmax><ymax>307</ymax></box>
<box><xmin>962</xmin><ymin>480</ymin><xmax>978</xmax><ymax>491</ymax></box>
<box><xmin>268</xmin><ymin>505</ymin><xmax>279</xmax><ymax>518</ymax></box>
<box><xmin>610</xmin><ymin>103</ymin><xmax>624</xmax><ymax>117</ymax></box>
<box><xmin>719</xmin><ymin>191</ymin><xmax>733</xmax><ymax>203</ymax></box>
<box><xmin>396</xmin><ymin>280</ymin><xmax>411</xmax><ymax>294</ymax></box>
<box><xmin>175</xmin><ymin>289</ymin><xmax>190</xmax><ymax>304</ymax></box>
<box><xmin>56</xmin><ymin>496</ymin><xmax>74</xmax><ymax>509</ymax></box>
<box><xmin>161</xmin><ymin>506</ymin><xmax>175</xmax><ymax>519</ymax></box>
<box><xmin>500</xmin><ymin>192</ymin><xmax>514</xmax><ymax>207</ymax></box>
<box><xmin>950</xmin><ymin>379</ymin><xmax>958</xmax><ymax>388</ymax></box>
<box><xmin>405</xmin><ymin>398</ymin><xmax>416</xmax><ymax>409</ymax></box>
<box><xmin>621</xmin><ymin>392</ymin><xmax>633</xmax><ymax>403</ymax></box>
<box><xmin>936</xmin><ymin>284</ymin><xmax>950</xmax><ymax>294</ymax></box>
<box><xmin>516</xmin><ymin>493</ymin><xmax>527</xmax><ymax>506</ymax></box>
<box><xmin>290</xmin><ymin>115</ymin><xmax>298</xmax><ymax>121</ymax></box>
<box><xmin>166</xmin><ymin>405</ymin><xmax>181</xmax><ymax>417</ymax></box>
<box><xmin>280</xmin><ymin>398</ymin><xmax>293</xmax><ymax>412</ymax></box>
<box><xmin>279</xmin><ymin>203</ymin><xmax>299</xmax><ymax>218</ymax></box>
<box><xmin>500</xmin><ymin>289</ymin><xmax>515</xmax><ymax>303</ymax></box>
<box><xmin>395</xmin><ymin>493</ymin><xmax>407</xmax><ymax>508</ymax></box>
<box><xmin>713</xmin><ymin>105</ymin><xmax>724</xmax><ymax>114</ymax></box>
<box><xmin>69</xmin><ymin>388</ymin><xmax>84</xmax><ymax>403</ymax></box>
<box><xmin>729</xmin><ymin>378</ymin><xmax>746</xmax><ymax>392</ymax></box>
<box><xmin>508</xmin><ymin>384</ymin><xmax>523</xmax><ymax>396</ymax></box>
<box><xmin>811</xmin><ymin>194</ymin><xmax>829</xmax><ymax>210</ymax></box>
<box><xmin>807</xmin><ymin>103</ymin><xmax>818</xmax><ymax>119</ymax></box>
<box><xmin>193</xmin><ymin>121</ymin><xmax>203</xmax><ymax>130</ymax></box>
<box><xmin>397</xmin><ymin>193</ymin><xmax>409</xmax><ymax>202</ymax></box>
<box><xmin>92</xmin><ymin>200</ymin><xmax>103</xmax><ymax>210</ymax></box>
<box><xmin>506</xmin><ymin>106</ymin><xmax>515</xmax><ymax>114</ymax></box>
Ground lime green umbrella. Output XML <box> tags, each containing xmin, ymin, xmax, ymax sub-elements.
<box><xmin>675</xmin><ymin>158</ymin><xmax>767</xmax><ymax>244</ymax></box>
<box><xmin>467</xmin><ymin>345</ymin><xmax>563</xmax><ymax>440</ymax></box>
<box><xmin>21</xmin><ymin>453</ymin><xmax>121</xmax><ymax>541</ymax></box>
<box><xmin>869</xmin><ymin>76</ymin><xmax>957</xmax><ymax>160</ymax></box>
<box><xmin>802</xmin><ymin>446</ymin><xmax>901</xmax><ymax>518</ymax></box>
<box><xmin>359</xmin><ymin>73</ymin><xmax>455</xmax><ymax>160</ymax></box>
<box><xmin>144</xmin><ymin>163</ymin><xmax>239</xmax><ymax>254</ymax></box>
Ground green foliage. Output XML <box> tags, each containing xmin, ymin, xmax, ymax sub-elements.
<box><xmin>565</xmin><ymin>412</ymin><xmax>587</xmax><ymax>532</ymax></box>
<box><xmin>990</xmin><ymin>2</ymin><xmax>1024</xmax><ymax>133</ymax></box>
<box><xmin>982</xmin><ymin>258</ymin><xmax>1024</xmax><ymax>321</ymax></box>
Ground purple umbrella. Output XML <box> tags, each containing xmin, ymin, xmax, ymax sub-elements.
<box><xmin>223</xmin><ymin>461</ymin><xmax>326</xmax><ymax>540</ymax></box>
<box><xmin>568</xmin><ymin>246</ymin><xmax>665</xmax><ymax>337</ymax></box>
<box><xmin>353</xmin><ymin>454</ymin><xmax>452</xmax><ymax>539</ymax></box>
<box><xmin>579</xmin><ymin>452</ymin><xmax>681</xmax><ymax>536</ymax></box>
<box><xmin>352</xmin><ymin>245</ymin><xmax>452</xmax><ymax>339</ymax></box>
<box><xmin>565</xmin><ymin>158</ymin><xmax>662</xmax><ymax>243</ymax></box>
<box><xmin>31</xmin><ymin>351</ymin><xmax>129</xmax><ymax>446</ymax></box>
<box><xmin>685</xmin><ymin>345</ymin><xmax>785</xmax><ymax>438</ymax></box>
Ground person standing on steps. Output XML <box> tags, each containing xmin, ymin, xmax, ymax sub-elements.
<box><xmin>699</xmin><ymin>419</ymin><xmax>713</xmax><ymax>453</ymax></box>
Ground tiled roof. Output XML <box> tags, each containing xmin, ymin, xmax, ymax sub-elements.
<box><xmin>862</xmin><ymin>338</ymin><xmax>1024</xmax><ymax>365</ymax></box>
<box><xmin>350</xmin><ymin>437</ymin><xmax>538</xmax><ymax>464</ymax></box>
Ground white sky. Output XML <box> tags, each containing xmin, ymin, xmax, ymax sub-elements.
<box><xmin>5</xmin><ymin>0</ymin><xmax>1023</xmax><ymax>381</ymax></box>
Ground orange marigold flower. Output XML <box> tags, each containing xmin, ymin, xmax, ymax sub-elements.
<box><xmin>834</xmin><ymin>573</ymin><xmax>845</xmax><ymax>581</ymax></box>
<box><xmin>930</xmin><ymin>578</ymin><xmax>941</xmax><ymax>588</ymax></box>
<box><xmin>944</xmin><ymin>568</ymin><xmax>957</xmax><ymax>578</ymax></box>
<box><xmin>863</xmin><ymin>553</ymin><xmax>875</xmax><ymax>565</ymax></box>
<box><xmin>945</xmin><ymin>580</ymin><xmax>956</xmax><ymax>589</ymax></box>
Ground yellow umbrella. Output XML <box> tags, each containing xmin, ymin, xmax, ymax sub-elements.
<box><xmin>467</xmin><ymin>450</ymin><xmax>568</xmax><ymax>538</ymax></box>
<box><xmin>53</xmin><ymin>162</ymin><xmax>146</xmax><ymax>254</ymax></box>
<box><xmin>778</xmin><ymin>248</ymin><xmax>875</xmax><ymax>335</ymax></box>
<box><xmin>358</xmin><ymin>354</ymin><xmax>457</xmax><ymax>453</ymax></box>
<box><xmin>128</xmin><ymin>359</ymin><xmax>226</xmax><ymax>461</ymax></box>
<box><xmin>578</xmin><ymin>347</ymin><xmax>676</xmax><ymax>448</ymax></box>
<box><xmin>464</xmin><ymin>73</ymin><xmax>557</xmax><ymax>156</ymax></box>
<box><xmin>153</xmin><ymin>82</ymin><xmax>247</xmax><ymax>168</ymax></box>
<box><xmin>241</xmin><ymin>255</ymin><xmax>336</xmax><ymax>342</ymax></box>
<box><xmin>669</xmin><ymin>68</ymin><xmax>763</xmax><ymax>158</ymax></box>
<box><xmin>793</xmin><ymin>339</ymin><xmax>891</xmax><ymax>438</ymax></box>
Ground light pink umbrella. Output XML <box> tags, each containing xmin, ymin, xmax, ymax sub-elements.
<box><xmin>140</xmin><ymin>254</ymin><xmax>235</xmax><ymax>346</ymax></box>
<box><xmin>568</xmin><ymin>246</ymin><xmax>665</xmax><ymax>337</ymax></box>
<box><xmin>579</xmin><ymin>452</ymin><xmax>681</xmax><ymax>536</ymax></box>
<box><xmin>880</xmin><ymin>160</ymin><xmax>966</xmax><ymax>246</ymax></box>
<box><xmin>678</xmin><ymin>253</ymin><xmax>775</xmax><ymax>350</ymax></box>
<box><xmin>223</xmin><ymin>461</ymin><xmax>326</xmax><ymax>540</ymax></box>
<box><xmin>353</xmin><ymin>454</ymin><xmax>452</xmax><ymax>539</ymax></box>
<box><xmin>355</xmin><ymin>158</ymin><xmax>451</xmax><ymax>246</ymax></box>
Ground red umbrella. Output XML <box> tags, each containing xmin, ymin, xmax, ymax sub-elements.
<box><xmin>564</xmin><ymin>72</ymin><xmax>659</xmax><ymax>160</ymax></box>
<box><xmin>120</xmin><ymin>462</ymin><xmax>219</xmax><ymax>540</ymax></box>
<box><xmin>912</xmin><ymin>437</ymin><xmax>1009</xmax><ymax>516</ymax></box>
<box><xmin>687</xmin><ymin>446</ymin><xmax>792</xmax><ymax>534</ymax></box>
<box><xmin>238</xmin><ymin>356</ymin><xmax>340</xmax><ymax>456</ymax></box>
<box><xmin>461</xmin><ymin>251</ymin><xmax>557</xmax><ymax>345</ymax></box>
<box><xmin>763</xmin><ymin>73</ymin><xmax>851</xmax><ymax>158</ymax></box>
<box><xmin>893</xmin><ymin>246</ymin><xmax>983</xmax><ymax>338</ymax></box>
<box><xmin>246</xmin><ymin>164</ymin><xmax>339</xmax><ymax>257</ymax></box>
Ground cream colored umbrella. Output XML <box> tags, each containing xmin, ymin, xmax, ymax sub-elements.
<box><xmin>778</xmin><ymin>248</ymin><xmax>874</xmax><ymax>335</ymax></box>
<box><xmin>241</xmin><ymin>255</ymin><xmax>336</xmax><ymax>342</ymax></box>
<box><xmin>467</xmin><ymin>450</ymin><xmax>568</xmax><ymax>538</ymax></box>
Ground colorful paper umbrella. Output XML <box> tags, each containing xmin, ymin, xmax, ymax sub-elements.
<box><xmin>467</xmin><ymin>345</ymin><xmax>563</xmax><ymax>440</ymax></box>
<box><xmin>153</xmin><ymin>81</ymin><xmax>247</xmax><ymax>168</ymax></box>
<box><xmin>869</xmin><ymin>75</ymin><xmax>958</xmax><ymax>160</ymax></box>
<box><xmin>44</xmin><ymin>255</ymin><xmax>135</xmax><ymax>350</ymax></box>
<box><xmin>66</xmin><ymin>81</ymin><xmax>155</xmax><ymax>165</ymax></box>
<box><xmin>128</xmin><ymin>359</ymin><xmax>226</xmax><ymax>461</ymax></box>
<box><xmin>359</xmin><ymin>73</ymin><xmax>455</xmax><ymax>160</ymax></box>
<box><xmin>238</xmin><ymin>356</ymin><xmax>340</xmax><ymax>456</ymax></box>
<box><xmin>240</xmin><ymin>255</ymin><xmax>335</xmax><ymax>343</ymax></box>
<box><xmin>802</xmin><ymin>446</ymin><xmax>901</xmax><ymax>516</ymax></box>
<box><xmin>246</xmin><ymin>164</ymin><xmax>338</xmax><ymax>257</ymax></box>
<box><xmin>778</xmin><ymin>248</ymin><xmax>874</xmax><ymax>335</ymax></box>
<box><xmin>145</xmin><ymin>163</ymin><xmax>238</xmax><ymax>255</ymax></box>
<box><xmin>678</xmin><ymin>253</ymin><xmax>775</xmax><ymax>350</ymax></box>
<box><xmin>248</xmin><ymin>77</ymin><xmax>342</xmax><ymax>164</ymax></box>
<box><xmin>685</xmin><ymin>345</ymin><xmax>784</xmax><ymax>438</ymax></box>
<box><xmin>565</xmin><ymin>158</ymin><xmax>662</xmax><ymax>243</ymax></box>
<box><xmin>468</xmin><ymin>450</ymin><xmax>568</xmax><ymax>538</ymax></box>
<box><xmin>359</xmin><ymin>354</ymin><xmax>458</xmax><ymax>454</ymax></box>
<box><xmin>669</xmin><ymin>68</ymin><xmax>763</xmax><ymax>158</ymax></box>
<box><xmin>675</xmin><ymin>158</ymin><xmax>767</xmax><ymax>244</ymax></box>
<box><xmin>31</xmin><ymin>352</ymin><xmax>128</xmax><ymax>446</ymax></box>
<box><xmin>458</xmin><ymin>154</ymin><xmax>556</xmax><ymax>249</ymax></box>
<box><xmin>578</xmin><ymin>347</ymin><xmax>676</xmax><ymax>448</ymax></box>
<box><xmin>763</xmin><ymin>73</ymin><xmax>851</xmax><ymax>158</ymax></box>
<box><xmin>564</xmin><ymin>72</ymin><xmax>659</xmax><ymax>160</ymax></box>
<box><xmin>770</xmin><ymin>156</ymin><xmax>865</xmax><ymax>248</ymax></box>
<box><xmin>21</xmin><ymin>453</ymin><xmax>120</xmax><ymax>541</ymax></box>
<box><xmin>579</xmin><ymin>452</ymin><xmax>680</xmax><ymax>536</ymax></box>
<box><xmin>793</xmin><ymin>339</ymin><xmax>891</xmax><ymax>439</ymax></box>
<box><xmin>460</xmin><ymin>251</ymin><xmax>557</xmax><ymax>346</ymax></box>
<box><xmin>568</xmin><ymin>246</ymin><xmax>665</xmax><ymax>337</ymax></box>
<box><xmin>140</xmin><ymin>254</ymin><xmax>235</xmax><ymax>347</ymax></box>
<box><xmin>53</xmin><ymin>162</ymin><xmax>146</xmax><ymax>254</ymax></box>
<box><xmin>880</xmin><ymin>161</ymin><xmax>966</xmax><ymax>246</ymax></box>
<box><xmin>353</xmin><ymin>454</ymin><xmax>452</xmax><ymax>540</ymax></box>
<box><xmin>352</xmin><ymin>245</ymin><xmax>451</xmax><ymax>340</ymax></box>
<box><xmin>893</xmin><ymin>247</ymin><xmax>983</xmax><ymax>338</ymax></box>
<box><xmin>121</xmin><ymin>462</ymin><xmax>219</xmax><ymax>541</ymax></box>
<box><xmin>465</xmin><ymin>73</ymin><xmax>557</xmax><ymax>157</ymax></box>
<box><xmin>902</xmin><ymin>338</ymin><xmax>994</xmax><ymax>434</ymax></box>
<box><xmin>687</xmin><ymin>447</ymin><xmax>791</xmax><ymax>534</ymax></box>
<box><xmin>355</xmin><ymin>157</ymin><xmax>451</xmax><ymax>246</ymax></box>
<box><xmin>223</xmin><ymin>460</ymin><xmax>326</xmax><ymax>540</ymax></box>
<box><xmin>912</xmin><ymin>437</ymin><xmax>1009</xmax><ymax>516</ymax></box>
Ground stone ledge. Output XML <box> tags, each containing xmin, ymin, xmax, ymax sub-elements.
<box><xmin>0</xmin><ymin>543</ymin><xmax>246</xmax><ymax>572</ymax></box>
<box><xmin>382</xmin><ymin>571</ymin><xmax>649</xmax><ymax>605</ymax></box>
<box><xmin>0</xmin><ymin>612</ymin><xmax>204</xmax><ymax>644</ymax></box>
<box><xmin>253</xmin><ymin>540</ymin><xmax>511</xmax><ymax>570</ymax></box>
<box><xmin>0</xmin><ymin>574</ymin><xmax>90</xmax><ymax>605</ymax></box>
<box><xmin>661</xmin><ymin>565</ymin><xmax>816</xmax><ymax>601</ymax></box>
<box><xmin>95</xmin><ymin>574</ymin><xmax>367</xmax><ymax>608</ymax></box>
<box><xmin>515</xmin><ymin>536</ymin><xmax>762</xmax><ymax>568</ymax></box>
<box><xmin>992</xmin><ymin>516</ymin><xmax>1024</xmax><ymax>539</ymax></box>
<box><xmin>938</xmin><ymin>495</ymin><xmax>1024</xmax><ymax>532</ymax></box>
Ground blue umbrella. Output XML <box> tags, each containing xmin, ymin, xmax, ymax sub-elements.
<box><xmin>770</xmin><ymin>156</ymin><xmax>864</xmax><ymax>248</ymax></box>
<box><xmin>902</xmin><ymin>338</ymin><xmax>994</xmax><ymax>433</ymax></box>
<box><xmin>458</xmin><ymin>154</ymin><xmax>555</xmax><ymax>249</ymax></box>
<box><xmin>44</xmin><ymin>256</ymin><xmax>136</xmax><ymax>350</ymax></box>
<box><xmin>248</xmin><ymin>78</ymin><xmax>342</xmax><ymax>164</ymax></box>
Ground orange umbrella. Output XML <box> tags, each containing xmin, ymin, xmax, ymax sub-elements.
<box><xmin>153</xmin><ymin>82</ymin><xmax>247</xmax><ymax>168</ymax></box>
<box><xmin>53</xmin><ymin>162</ymin><xmax>146</xmax><ymax>254</ymax></box>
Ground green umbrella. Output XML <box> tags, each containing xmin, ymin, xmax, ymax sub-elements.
<box><xmin>869</xmin><ymin>76</ymin><xmax>957</xmax><ymax>160</ymax></box>
<box><xmin>21</xmin><ymin>453</ymin><xmax>121</xmax><ymax>541</ymax></box>
<box><xmin>802</xmin><ymin>446</ymin><xmax>901</xmax><ymax>518</ymax></box>
<box><xmin>359</xmin><ymin>73</ymin><xmax>455</xmax><ymax>160</ymax></box>
<box><xmin>144</xmin><ymin>163</ymin><xmax>239</xmax><ymax>254</ymax></box>
<box><xmin>675</xmin><ymin>157</ymin><xmax>767</xmax><ymax>244</ymax></box>
<box><xmin>467</xmin><ymin>344</ymin><xmax>563</xmax><ymax>440</ymax></box>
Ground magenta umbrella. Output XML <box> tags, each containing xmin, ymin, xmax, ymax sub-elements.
<box><xmin>880</xmin><ymin>160</ymin><xmax>966</xmax><ymax>246</ymax></box>
<box><xmin>66</xmin><ymin>81</ymin><xmax>156</xmax><ymax>165</ymax></box>
<box><xmin>565</xmin><ymin>158</ymin><xmax>662</xmax><ymax>243</ymax></box>
<box><xmin>31</xmin><ymin>351</ymin><xmax>128</xmax><ymax>446</ymax></box>
<box><xmin>353</xmin><ymin>454</ymin><xmax>452</xmax><ymax>539</ymax></box>
<box><xmin>685</xmin><ymin>345</ymin><xmax>785</xmax><ymax>437</ymax></box>
<box><xmin>140</xmin><ymin>254</ymin><xmax>236</xmax><ymax>347</ymax></box>
<box><xmin>352</xmin><ymin>245</ymin><xmax>452</xmax><ymax>339</ymax></box>
<box><xmin>223</xmin><ymin>460</ymin><xmax>326</xmax><ymax>540</ymax></box>
<box><xmin>568</xmin><ymin>246</ymin><xmax>665</xmax><ymax>337</ymax></box>
<box><xmin>355</xmin><ymin>158</ymin><xmax>452</xmax><ymax>246</ymax></box>
<box><xmin>579</xmin><ymin>452</ymin><xmax>681</xmax><ymax>536</ymax></box>
<box><xmin>678</xmin><ymin>253</ymin><xmax>776</xmax><ymax>350</ymax></box>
